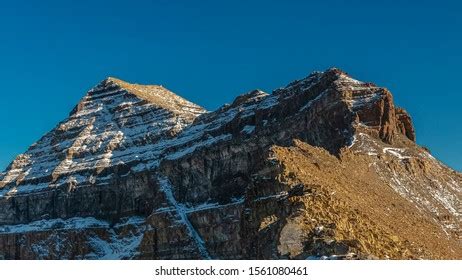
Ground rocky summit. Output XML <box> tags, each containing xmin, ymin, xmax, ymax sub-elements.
<box><xmin>0</xmin><ymin>68</ymin><xmax>460</xmax><ymax>260</ymax></box>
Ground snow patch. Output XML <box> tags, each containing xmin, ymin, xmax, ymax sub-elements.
<box><xmin>347</xmin><ymin>135</ymin><xmax>357</xmax><ymax>148</ymax></box>
<box><xmin>258</xmin><ymin>95</ymin><xmax>279</xmax><ymax>109</ymax></box>
<box><xmin>166</xmin><ymin>134</ymin><xmax>232</xmax><ymax>160</ymax></box>
<box><xmin>241</xmin><ymin>125</ymin><xmax>256</xmax><ymax>135</ymax></box>
<box><xmin>299</xmin><ymin>90</ymin><xmax>328</xmax><ymax>112</ymax></box>
<box><xmin>383</xmin><ymin>147</ymin><xmax>411</xmax><ymax>160</ymax></box>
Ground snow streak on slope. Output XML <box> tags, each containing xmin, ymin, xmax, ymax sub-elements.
<box><xmin>0</xmin><ymin>79</ymin><xmax>206</xmax><ymax>194</ymax></box>
<box><xmin>350</xmin><ymin>130</ymin><xmax>461</xmax><ymax>235</ymax></box>
<box><xmin>86</xmin><ymin>224</ymin><xmax>146</xmax><ymax>260</ymax></box>
<box><xmin>0</xmin><ymin>216</ymin><xmax>147</xmax><ymax>260</ymax></box>
<box><xmin>157</xmin><ymin>176</ymin><xmax>211</xmax><ymax>259</ymax></box>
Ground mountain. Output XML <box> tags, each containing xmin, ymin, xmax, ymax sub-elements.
<box><xmin>0</xmin><ymin>68</ymin><xmax>460</xmax><ymax>260</ymax></box>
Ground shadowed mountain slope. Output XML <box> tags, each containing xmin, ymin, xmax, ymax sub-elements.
<box><xmin>0</xmin><ymin>68</ymin><xmax>460</xmax><ymax>260</ymax></box>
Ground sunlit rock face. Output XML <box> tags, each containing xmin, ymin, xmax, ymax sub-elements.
<box><xmin>0</xmin><ymin>69</ymin><xmax>460</xmax><ymax>260</ymax></box>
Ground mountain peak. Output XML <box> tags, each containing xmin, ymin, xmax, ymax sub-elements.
<box><xmin>103</xmin><ymin>76</ymin><xmax>163</xmax><ymax>91</ymax></box>
<box><xmin>71</xmin><ymin>77</ymin><xmax>206</xmax><ymax>120</ymax></box>
<box><xmin>0</xmin><ymin>69</ymin><xmax>460</xmax><ymax>260</ymax></box>
<box><xmin>86</xmin><ymin>77</ymin><xmax>206</xmax><ymax>116</ymax></box>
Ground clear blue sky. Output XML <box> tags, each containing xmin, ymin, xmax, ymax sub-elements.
<box><xmin>0</xmin><ymin>0</ymin><xmax>461</xmax><ymax>171</ymax></box>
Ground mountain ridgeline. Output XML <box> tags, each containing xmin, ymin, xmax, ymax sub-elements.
<box><xmin>0</xmin><ymin>68</ymin><xmax>460</xmax><ymax>260</ymax></box>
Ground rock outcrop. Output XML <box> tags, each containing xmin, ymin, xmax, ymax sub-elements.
<box><xmin>0</xmin><ymin>68</ymin><xmax>460</xmax><ymax>259</ymax></box>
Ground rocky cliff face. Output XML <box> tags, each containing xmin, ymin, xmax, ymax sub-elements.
<box><xmin>0</xmin><ymin>68</ymin><xmax>460</xmax><ymax>260</ymax></box>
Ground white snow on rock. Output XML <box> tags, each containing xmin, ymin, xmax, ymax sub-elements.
<box><xmin>1</xmin><ymin>70</ymin><xmax>460</xmax><ymax>246</ymax></box>
<box><xmin>0</xmin><ymin>216</ymin><xmax>145</xmax><ymax>234</ymax></box>
<box><xmin>298</xmin><ymin>89</ymin><xmax>329</xmax><ymax>112</ymax></box>
<box><xmin>383</xmin><ymin>147</ymin><xmax>411</xmax><ymax>160</ymax></box>
<box><xmin>241</xmin><ymin>125</ymin><xmax>256</xmax><ymax>135</ymax></box>
<box><xmin>0</xmin><ymin>216</ymin><xmax>147</xmax><ymax>260</ymax></box>
<box><xmin>154</xmin><ymin>197</ymin><xmax>245</xmax><ymax>215</ymax></box>
<box><xmin>347</xmin><ymin>135</ymin><xmax>357</xmax><ymax>148</ymax></box>
<box><xmin>157</xmin><ymin>176</ymin><xmax>211</xmax><ymax>259</ymax></box>
<box><xmin>258</xmin><ymin>94</ymin><xmax>279</xmax><ymax>109</ymax></box>
<box><xmin>349</xmin><ymin>129</ymin><xmax>461</xmax><ymax>234</ymax></box>
<box><xmin>166</xmin><ymin>134</ymin><xmax>232</xmax><ymax>160</ymax></box>
<box><xmin>0</xmin><ymin>69</ymin><xmax>332</xmax><ymax>196</ymax></box>
<box><xmin>0</xmin><ymin>79</ymin><xmax>207</xmax><ymax>194</ymax></box>
<box><xmin>347</xmin><ymin>91</ymin><xmax>382</xmax><ymax>109</ymax></box>
<box><xmin>86</xmin><ymin>226</ymin><xmax>145</xmax><ymax>260</ymax></box>
<box><xmin>0</xmin><ymin>182</ymin><xmax>49</xmax><ymax>197</ymax></box>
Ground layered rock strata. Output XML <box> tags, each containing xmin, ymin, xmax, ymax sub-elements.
<box><xmin>0</xmin><ymin>69</ymin><xmax>460</xmax><ymax>259</ymax></box>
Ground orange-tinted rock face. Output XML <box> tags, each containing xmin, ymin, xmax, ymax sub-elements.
<box><xmin>395</xmin><ymin>107</ymin><xmax>416</xmax><ymax>142</ymax></box>
<box><xmin>0</xmin><ymin>68</ymin><xmax>459</xmax><ymax>260</ymax></box>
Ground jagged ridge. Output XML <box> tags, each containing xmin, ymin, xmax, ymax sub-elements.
<box><xmin>0</xmin><ymin>68</ymin><xmax>460</xmax><ymax>260</ymax></box>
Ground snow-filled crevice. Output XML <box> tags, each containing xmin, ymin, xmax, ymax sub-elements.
<box><xmin>157</xmin><ymin>176</ymin><xmax>211</xmax><ymax>259</ymax></box>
